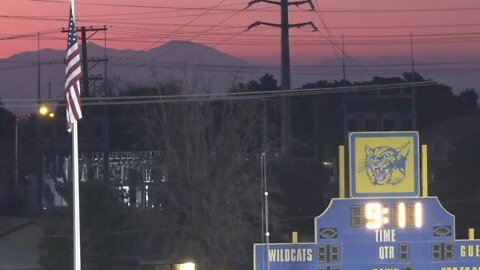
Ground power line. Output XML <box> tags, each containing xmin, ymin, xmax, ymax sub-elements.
<box><xmin>30</xmin><ymin>0</ymin><xmax>248</xmax><ymax>11</ymax></box>
<box><xmin>312</xmin><ymin>1</ymin><xmax>376</xmax><ymax>81</ymax></box>
<box><xmin>10</xmin><ymin>33</ymin><xmax>480</xmax><ymax>46</ymax></box>
<box><xmin>124</xmin><ymin>0</ymin><xmax>231</xmax><ymax>60</ymax></box>
<box><xmin>4</xmin><ymin>53</ymin><xmax>480</xmax><ymax>73</ymax></box>
<box><xmin>0</xmin><ymin>28</ymin><xmax>59</xmax><ymax>41</ymax></box>
<box><xmin>3</xmin><ymin>22</ymin><xmax>480</xmax><ymax>42</ymax></box>
<box><xmin>4</xmin><ymin>11</ymin><xmax>480</xmax><ymax>30</ymax></box>
<box><xmin>315</xmin><ymin>7</ymin><xmax>480</xmax><ymax>13</ymax></box>
<box><xmin>147</xmin><ymin>3</ymin><xmax>245</xmax><ymax>62</ymax></box>
<box><xmin>1</xmin><ymin>81</ymin><xmax>436</xmax><ymax>108</ymax></box>
<box><xmin>29</xmin><ymin>0</ymin><xmax>480</xmax><ymax>13</ymax></box>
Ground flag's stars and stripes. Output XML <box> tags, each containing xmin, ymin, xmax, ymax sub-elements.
<box><xmin>65</xmin><ymin>6</ymin><xmax>82</xmax><ymax>132</ymax></box>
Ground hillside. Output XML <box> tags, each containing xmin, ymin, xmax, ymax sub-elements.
<box><xmin>0</xmin><ymin>40</ymin><xmax>256</xmax><ymax>102</ymax></box>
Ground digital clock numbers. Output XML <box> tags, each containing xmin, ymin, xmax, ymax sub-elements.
<box><xmin>351</xmin><ymin>202</ymin><xmax>423</xmax><ymax>229</ymax></box>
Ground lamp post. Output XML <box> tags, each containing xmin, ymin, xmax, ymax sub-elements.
<box><xmin>36</xmin><ymin>104</ymin><xmax>55</xmax><ymax>212</ymax></box>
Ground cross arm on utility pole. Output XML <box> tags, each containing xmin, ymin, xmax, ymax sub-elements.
<box><xmin>247</xmin><ymin>0</ymin><xmax>281</xmax><ymax>8</ymax></box>
<box><xmin>247</xmin><ymin>21</ymin><xmax>281</xmax><ymax>30</ymax></box>
<box><xmin>290</xmin><ymin>21</ymin><xmax>318</xmax><ymax>31</ymax></box>
<box><xmin>247</xmin><ymin>0</ymin><xmax>315</xmax><ymax>10</ymax></box>
<box><xmin>61</xmin><ymin>26</ymin><xmax>108</xmax><ymax>33</ymax></box>
<box><xmin>288</xmin><ymin>0</ymin><xmax>315</xmax><ymax>10</ymax></box>
<box><xmin>247</xmin><ymin>21</ymin><xmax>318</xmax><ymax>31</ymax></box>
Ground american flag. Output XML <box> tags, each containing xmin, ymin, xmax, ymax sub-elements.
<box><xmin>65</xmin><ymin>6</ymin><xmax>82</xmax><ymax>132</ymax></box>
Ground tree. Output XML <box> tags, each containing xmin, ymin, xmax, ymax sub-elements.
<box><xmin>433</xmin><ymin>129</ymin><xmax>480</xmax><ymax>238</ymax></box>
<box><xmin>39</xmin><ymin>180</ymin><xmax>135</xmax><ymax>270</ymax></box>
<box><xmin>457</xmin><ymin>89</ymin><xmax>479</xmax><ymax>115</ymax></box>
<box><xmin>0</xmin><ymin>102</ymin><xmax>19</xmax><ymax>214</ymax></box>
<box><xmin>137</xmin><ymin>91</ymin><xmax>282</xmax><ymax>269</ymax></box>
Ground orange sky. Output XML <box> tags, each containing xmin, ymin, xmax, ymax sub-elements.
<box><xmin>1</xmin><ymin>0</ymin><xmax>480</xmax><ymax>64</ymax></box>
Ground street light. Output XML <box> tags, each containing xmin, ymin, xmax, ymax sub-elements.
<box><xmin>174</xmin><ymin>262</ymin><xmax>195</xmax><ymax>270</ymax></box>
<box><xmin>14</xmin><ymin>105</ymin><xmax>56</xmax><ymax>193</ymax></box>
<box><xmin>38</xmin><ymin>105</ymin><xmax>49</xmax><ymax>116</ymax></box>
<box><xmin>37</xmin><ymin>104</ymin><xmax>55</xmax><ymax>210</ymax></box>
<box><xmin>38</xmin><ymin>104</ymin><xmax>55</xmax><ymax>118</ymax></box>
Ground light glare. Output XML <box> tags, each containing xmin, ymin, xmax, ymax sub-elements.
<box><xmin>415</xmin><ymin>202</ymin><xmax>423</xmax><ymax>228</ymax></box>
<box><xmin>39</xmin><ymin>106</ymin><xmax>49</xmax><ymax>116</ymax></box>
<box><xmin>398</xmin><ymin>203</ymin><xmax>406</xmax><ymax>228</ymax></box>
<box><xmin>176</xmin><ymin>262</ymin><xmax>196</xmax><ymax>270</ymax></box>
<box><xmin>365</xmin><ymin>203</ymin><xmax>382</xmax><ymax>229</ymax></box>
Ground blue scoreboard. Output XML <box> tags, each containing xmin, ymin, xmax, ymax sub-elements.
<box><xmin>254</xmin><ymin>197</ymin><xmax>480</xmax><ymax>270</ymax></box>
<box><xmin>254</xmin><ymin>132</ymin><xmax>480</xmax><ymax>270</ymax></box>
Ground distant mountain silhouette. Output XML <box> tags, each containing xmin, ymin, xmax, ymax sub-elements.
<box><xmin>0</xmin><ymin>40</ymin><xmax>259</xmax><ymax>112</ymax></box>
<box><xmin>1</xmin><ymin>40</ymin><xmax>477</xmax><ymax>115</ymax></box>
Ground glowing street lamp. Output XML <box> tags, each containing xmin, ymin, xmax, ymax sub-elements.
<box><xmin>38</xmin><ymin>104</ymin><xmax>55</xmax><ymax>118</ymax></box>
<box><xmin>31</xmin><ymin>104</ymin><xmax>55</xmax><ymax>209</ymax></box>
<box><xmin>174</xmin><ymin>262</ymin><xmax>196</xmax><ymax>270</ymax></box>
<box><xmin>38</xmin><ymin>105</ymin><xmax>50</xmax><ymax>116</ymax></box>
<box><xmin>14</xmin><ymin>105</ymin><xmax>55</xmax><ymax>191</ymax></box>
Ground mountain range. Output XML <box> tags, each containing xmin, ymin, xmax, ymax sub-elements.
<box><xmin>1</xmin><ymin>40</ymin><xmax>478</xmax><ymax>114</ymax></box>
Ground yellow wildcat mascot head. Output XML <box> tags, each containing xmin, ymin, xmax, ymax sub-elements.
<box><xmin>362</xmin><ymin>142</ymin><xmax>410</xmax><ymax>186</ymax></box>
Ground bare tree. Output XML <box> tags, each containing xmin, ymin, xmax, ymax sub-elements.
<box><xmin>137</xmin><ymin>86</ymin><xmax>281</xmax><ymax>269</ymax></box>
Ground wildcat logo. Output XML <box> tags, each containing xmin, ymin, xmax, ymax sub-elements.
<box><xmin>360</xmin><ymin>142</ymin><xmax>410</xmax><ymax>186</ymax></box>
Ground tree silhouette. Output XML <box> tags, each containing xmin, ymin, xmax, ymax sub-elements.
<box><xmin>135</xmin><ymin>83</ymin><xmax>282</xmax><ymax>269</ymax></box>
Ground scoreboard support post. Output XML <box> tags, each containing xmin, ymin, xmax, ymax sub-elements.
<box><xmin>421</xmin><ymin>144</ymin><xmax>428</xmax><ymax>197</ymax></box>
<box><xmin>468</xmin><ymin>229</ymin><xmax>475</xmax><ymax>240</ymax></box>
<box><xmin>339</xmin><ymin>145</ymin><xmax>346</xmax><ymax>199</ymax></box>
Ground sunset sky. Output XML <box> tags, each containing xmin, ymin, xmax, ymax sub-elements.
<box><xmin>1</xmin><ymin>0</ymin><xmax>480</xmax><ymax>95</ymax></box>
<box><xmin>1</xmin><ymin>0</ymin><xmax>479</xmax><ymax>62</ymax></box>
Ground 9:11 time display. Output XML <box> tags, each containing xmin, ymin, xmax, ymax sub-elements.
<box><xmin>351</xmin><ymin>202</ymin><xmax>423</xmax><ymax>229</ymax></box>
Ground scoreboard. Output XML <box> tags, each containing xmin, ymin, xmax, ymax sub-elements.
<box><xmin>254</xmin><ymin>196</ymin><xmax>480</xmax><ymax>270</ymax></box>
<box><xmin>254</xmin><ymin>132</ymin><xmax>480</xmax><ymax>270</ymax></box>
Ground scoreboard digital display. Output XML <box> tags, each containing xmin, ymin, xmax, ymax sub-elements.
<box><xmin>254</xmin><ymin>197</ymin><xmax>480</xmax><ymax>270</ymax></box>
<box><xmin>350</xmin><ymin>201</ymin><xmax>423</xmax><ymax>229</ymax></box>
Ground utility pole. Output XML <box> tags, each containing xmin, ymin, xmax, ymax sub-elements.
<box><xmin>342</xmin><ymin>34</ymin><xmax>346</xmax><ymax>83</ymax></box>
<box><xmin>410</xmin><ymin>31</ymin><xmax>416</xmax><ymax>130</ymax></box>
<box><xmin>102</xmin><ymin>30</ymin><xmax>109</xmax><ymax>182</ymax></box>
<box><xmin>247</xmin><ymin>0</ymin><xmax>317</xmax><ymax>156</ymax></box>
<box><xmin>80</xmin><ymin>27</ymin><xmax>89</xmax><ymax>97</ymax></box>
<box><xmin>62</xmin><ymin>25</ymin><xmax>108</xmax><ymax>182</ymax></box>
<box><xmin>341</xmin><ymin>33</ymin><xmax>348</xmax><ymax>141</ymax></box>
<box><xmin>62</xmin><ymin>26</ymin><xmax>107</xmax><ymax>97</ymax></box>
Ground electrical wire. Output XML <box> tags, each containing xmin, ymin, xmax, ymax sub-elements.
<box><xmin>123</xmin><ymin>0</ymin><xmax>230</xmax><ymax>61</ymax></box>
<box><xmin>147</xmin><ymin>4</ymin><xmax>245</xmax><ymax>62</ymax></box>
<box><xmin>29</xmin><ymin>0</ymin><xmax>480</xmax><ymax>13</ymax></box>
<box><xmin>312</xmin><ymin>0</ymin><xmax>375</xmax><ymax>81</ymax></box>
<box><xmin>1</xmin><ymin>81</ymin><xmax>436</xmax><ymax>108</ymax></box>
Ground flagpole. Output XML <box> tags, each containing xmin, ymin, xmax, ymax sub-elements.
<box><xmin>70</xmin><ymin>1</ymin><xmax>81</xmax><ymax>269</ymax></box>
<box><xmin>72</xmin><ymin>122</ymin><xmax>81</xmax><ymax>270</ymax></box>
